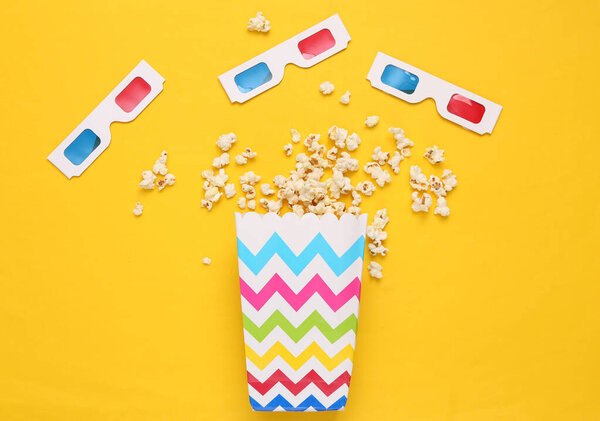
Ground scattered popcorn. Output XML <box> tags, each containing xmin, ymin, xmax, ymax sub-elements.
<box><xmin>346</xmin><ymin>133</ymin><xmax>361</xmax><ymax>151</ymax></box>
<box><xmin>365</xmin><ymin>116</ymin><xmax>379</xmax><ymax>128</ymax></box>
<box><xmin>139</xmin><ymin>170</ymin><xmax>157</xmax><ymax>190</ymax></box>
<box><xmin>327</xmin><ymin>125</ymin><xmax>348</xmax><ymax>149</ymax></box>
<box><xmin>152</xmin><ymin>150</ymin><xmax>168</xmax><ymax>175</ymax></box>
<box><xmin>224</xmin><ymin>183</ymin><xmax>236</xmax><ymax>199</ymax></box>
<box><xmin>424</xmin><ymin>145</ymin><xmax>445</xmax><ymax>165</ymax></box>
<box><xmin>201</xmin><ymin>199</ymin><xmax>213</xmax><ymax>211</ymax></box>
<box><xmin>409</xmin><ymin>165</ymin><xmax>429</xmax><ymax>191</ymax></box>
<box><xmin>364</xmin><ymin>162</ymin><xmax>392</xmax><ymax>187</ymax></box>
<box><xmin>434</xmin><ymin>197</ymin><xmax>450</xmax><ymax>217</ymax></box>
<box><xmin>292</xmin><ymin>204</ymin><xmax>304</xmax><ymax>217</ymax></box>
<box><xmin>356</xmin><ymin>181</ymin><xmax>376</xmax><ymax>196</ymax></box>
<box><xmin>372</xmin><ymin>147</ymin><xmax>390</xmax><ymax>165</ymax></box>
<box><xmin>273</xmin><ymin>175</ymin><xmax>286</xmax><ymax>188</ymax></box>
<box><xmin>335</xmin><ymin>152</ymin><xmax>359</xmax><ymax>173</ymax></box>
<box><xmin>157</xmin><ymin>173</ymin><xmax>176</xmax><ymax>191</ymax></box>
<box><xmin>284</xmin><ymin>143</ymin><xmax>293</xmax><ymax>156</ymax></box>
<box><xmin>202</xmin><ymin>257</ymin><xmax>211</xmax><ymax>265</ymax></box>
<box><xmin>368</xmin><ymin>242</ymin><xmax>389</xmax><ymax>256</ymax></box>
<box><xmin>347</xmin><ymin>206</ymin><xmax>361</xmax><ymax>216</ymax></box>
<box><xmin>212</xmin><ymin>152</ymin><xmax>230</xmax><ymax>169</ymax></box>
<box><xmin>205</xmin><ymin>186</ymin><xmax>223</xmax><ymax>203</ymax></box>
<box><xmin>216</xmin><ymin>133</ymin><xmax>237</xmax><ymax>152</ymax></box>
<box><xmin>290</xmin><ymin>129</ymin><xmax>301</xmax><ymax>143</ymax></box>
<box><xmin>388</xmin><ymin>151</ymin><xmax>403</xmax><ymax>174</ymax></box>
<box><xmin>368</xmin><ymin>261</ymin><xmax>383</xmax><ymax>279</ymax></box>
<box><xmin>235</xmin><ymin>154</ymin><xmax>248</xmax><ymax>165</ymax></box>
<box><xmin>247</xmin><ymin>11</ymin><xmax>270</xmax><ymax>33</ymax></box>
<box><xmin>247</xmin><ymin>199</ymin><xmax>256</xmax><ymax>210</ymax></box>
<box><xmin>260</xmin><ymin>198</ymin><xmax>283</xmax><ymax>214</ymax></box>
<box><xmin>326</xmin><ymin>146</ymin><xmax>338</xmax><ymax>161</ymax></box>
<box><xmin>389</xmin><ymin>127</ymin><xmax>414</xmax><ymax>157</ymax></box>
<box><xmin>240</xmin><ymin>171</ymin><xmax>261</xmax><ymax>185</ymax></box>
<box><xmin>237</xmin><ymin>197</ymin><xmax>246</xmax><ymax>209</ymax></box>
<box><xmin>428</xmin><ymin>175</ymin><xmax>446</xmax><ymax>197</ymax></box>
<box><xmin>260</xmin><ymin>183</ymin><xmax>275</xmax><ymax>196</ymax></box>
<box><xmin>411</xmin><ymin>191</ymin><xmax>432</xmax><ymax>212</ymax></box>
<box><xmin>242</xmin><ymin>184</ymin><xmax>256</xmax><ymax>199</ymax></box>
<box><xmin>340</xmin><ymin>91</ymin><xmax>351</xmax><ymax>105</ymax></box>
<box><xmin>132</xmin><ymin>202</ymin><xmax>143</xmax><ymax>216</ymax></box>
<box><xmin>367</xmin><ymin>209</ymin><xmax>390</xmax><ymax>256</ymax></box>
<box><xmin>351</xmin><ymin>190</ymin><xmax>362</xmax><ymax>206</ymax></box>
<box><xmin>319</xmin><ymin>81</ymin><xmax>335</xmax><ymax>95</ymax></box>
<box><xmin>441</xmin><ymin>169</ymin><xmax>458</xmax><ymax>192</ymax></box>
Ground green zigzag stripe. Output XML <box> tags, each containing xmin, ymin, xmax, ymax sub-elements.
<box><xmin>242</xmin><ymin>310</ymin><xmax>358</xmax><ymax>343</ymax></box>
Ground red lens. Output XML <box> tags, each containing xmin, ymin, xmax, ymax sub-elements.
<box><xmin>447</xmin><ymin>94</ymin><xmax>486</xmax><ymax>124</ymax></box>
<box><xmin>297</xmin><ymin>29</ymin><xmax>336</xmax><ymax>59</ymax></box>
<box><xmin>115</xmin><ymin>77</ymin><xmax>151</xmax><ymax>112</ymax></box>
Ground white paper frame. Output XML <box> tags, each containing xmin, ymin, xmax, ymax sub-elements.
<box><xmin>367</xmin><ymin>52</ymin><xmax>502</xmax><ymax>135</ymax></box>
<box><xmin>48</xmin><ymin>60</ymin><xmax>165</xmax><ymax>178</ymax></box>
<box><xmin>219</xmin><ymin>14</ymin><xmax>351</xmax><ymax>103</ymax></box>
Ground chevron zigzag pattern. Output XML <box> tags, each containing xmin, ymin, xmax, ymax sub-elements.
<box><xmin>237</xmin><ymin>225</ymin><xmax>365</xmax><ymax>412</ymax></box>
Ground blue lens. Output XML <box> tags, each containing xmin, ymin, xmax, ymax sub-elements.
<box><xmin>381</xmin><ymin>65</ymin><xmax>419</xmax><ymax>94</ymax></box>
<box><xmin>235</xmin><ymin>62</ymin><xmax>273</xmax><ymax>94</ymax></box>
<box><xmin>64</xmin><ymin>129</ymin><xmax>101</xmax><ymax>165</ymax></box>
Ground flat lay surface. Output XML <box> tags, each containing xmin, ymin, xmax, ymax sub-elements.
<box><xmin>1</xmin><ymin>0</ymin><xmax>599</xmax><ymax>420</ymax></box>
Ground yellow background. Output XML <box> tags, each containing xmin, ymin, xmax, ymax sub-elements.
<box><xmin>1</xmin><ymin>0</ymin><xmax>599</xmax><ymax>419</ymax></box>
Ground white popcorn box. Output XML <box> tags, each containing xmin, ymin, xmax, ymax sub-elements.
<box><xmin>235</xmin><ymin>212</ymin><xmax>368</xmax><ymax>411</ymax></box>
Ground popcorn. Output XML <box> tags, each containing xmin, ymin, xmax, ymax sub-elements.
<box><xmin>290</xmin><ymin>129</ymin><xmax>302</xmax><ymax>144</ymax></box>
<box><xmin>235</xmin><ymin>155</ymin><xmax>248</xmax><ymax>165</ymax></box>
<box><xmin>351</xmin><ymin>190</ymin><xmax>362</xmax><ymax>206</ymax></box>
<box><xmin>434</xmin><ymin>196</ymin><xmax>450</xmax><ymax>217</ymax></box>
<box><xmin>292</xmin><ymin>204</ymin><xmax>304</xmax><ymax>217</ymax></box>
<box><xmin>388</xmin><ymin>151</ymin><xmax>403</xmax><ymax>174</ymax></box>
<box><xmin>367</xmin><ymin>226</ymin><xmax>387</xmax><ymax>243</ymax></box>
<box><xmin>205</xmin><ymin>186</ymin><xmax>223</xmax><ymax>203</ymax></box>
<box><xmin>326</xmin><ymin>146</ymin><xmax>338</xmax><ymax>161</ymax></box>
<box><xmin>240</xmin><ymin>171</ymin><xmax>261</xmax><ymax>185</ymax></box>
<box><xmin>368</xmin><ymin>261</ymin><xmax>383</xmax><ymax>279</ymax></box>
<box><xmin>273</xmin><ymin>175</ymin><xmax>286</xmax><ymax>188</ymax></box>
<box><xmin>242</xmin><ymin>184</ymin><xmax>256</xmax><ymax>199</ymax></box>
<box><xmin>212</xmin><ymin>153</ymin><xmax>230</xmax><ymax>169</ymax></box>
<box><xmin>340</xmin><ymin>91</ymin><xmax>351</xmax><ymax>105</ymax></box>
<box><xmin>364</xmin><ymin>162</ymin><xmax>392</xmax><ymax>187</ymax></box>
<box><xmin>201</xmin><ymin>199</ymin><xmax>213</xmax><ymax>211</ymax></box>
<box><xmin>368</xmin><ymin>242</ymin><xmax>389</xmax><ymax>256</ymax></box>
<box><xmin>247</xmin><ymin>199</ymin><xmax>256</xmax><ymax>210</ymax></box>
<box><xmin>242</xmin><ymin>147</ymin><xmax>257</xmax><ymax>159</ymax></box>
<box><xmin>356</xmin><ymin>181</ymin><xmax>376</xmax><ymax>196</ymax></box>
<box><xmin>260</xmin><ymin>199</ymin><xmax>283</xmax><ymax>214</ymax></box>
<box><xmin>224</xmin><ymin>183</ymin><xmax>236</xmax><ymax>199</ymax></box>
<box><xmin>202</xmin><ymin>257</ymin><xmax>211</xmax><ymax>265</ymax></box>
<box><xmin>284</xmin><ymin>143</ymin><xmax>293</xmax><ymax>156</ymax></box>
<box><xmin>319</xmin><ymin>81</ymin><xmax>335</xmax><ymax>95</ymax></box>
<box><xmin>409</xmin><ymin>165</ymin><xmax>429</xmax><ymax>191</ymax></box>
<box><xmin>157</xmin><ymin>173</ymin><xmax>176</xmax><ymax>191</ymax></box>
<box><xmin>335</xmin><ymin>152</ymin><xmax>359</xmax><ymax>173</ymax></box>
<box><xmin>347</xmin><ymin>206</ymin><xmax>361</xmax><ymax>216</ymax></box>
<box><xmin>327</xmin><ymin>125</ymin><xmax>348</xmax><ymax>149</ymax></box>
<box><xmin>237</xmin><ymin>197</ymin><xmax>246</xmax><ymax>209</ymax></box>
<box><xmin>424</xmin><ymin>145</ymin><xmax>445</xmax><ymax>165</ymax></box>
<box><xmin>303</xmin><ymin>133</ymin><xmax>322</xmax><ymax>150</ymax></box>
<box><xmin>365</xmin><ymin>115</ymin><xmax>379</xmax><ymax>127</ymax></box>
<box><xmin>371</xmin><ymin>147</ymin><xmax>390</xmax><ymax>165</ymax></box>
<box><xmin>260</xmin><ymin>183</ymin><xmax>275</xmax><ymax>196</ymax></box>
<box><xmin>371</xmin><ymin>208</ymin><xmax>390</xmax><ymax>230</ymax></box>
<box><xmin>428</xmin><ymin>175</ymin><xmax>446</xmax><ymax>197</ymax></box>
<box><xmin>139</xmin><ymin>170</ymin><xmax>157</xmax><ymax>190</ymax></box>
<box><xmin>441</xmin><ymin>169</ymin><xmax>458</xmax><ymax>192</ymax></box>
<box><xmin>216</xmin><ymin>132</ymin><xmax>237</xmax><ymax>151</ymax></box>
<box><xmin>411</xmin><ymin>191</ymin><xmax>432</xmax><ymax>212</ymax></box>
<box><xmin>347</xmin><ymin>133</ymin><xmax>361</xmax><ymax>152</ymax></box>
<box><xmin>152</xmin><ymin>150</ymin><xmax>168</xmax><ymax>175</ymax></box>
<box><xmin>132</xmin><ymin>202</ymin><xmax>143</xmax><ymax>216</ymax></box>
<box><xmin>389</xmin><ymin>127</ymin><xmax>414</xmax><ymax>157</ymax></box>
<box><xmin>247</xmin><ymin>11</ymin><xmax>270</xmax><ymax>32</ymax></box>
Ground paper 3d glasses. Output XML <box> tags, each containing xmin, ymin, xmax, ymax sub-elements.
<box><xmin>367</xmin><ymin>52</ymin><xmax>502</xmax><ymax>135</ymax></box>
<box><xmin>48</xmin><ymin>60</ymin><xmax>165</xmax><ymax>178</ymax></box>
<box><xmin>219</xmin><ymin>14</ymin><xmax>351</xmax><ymax>103</ymax></box>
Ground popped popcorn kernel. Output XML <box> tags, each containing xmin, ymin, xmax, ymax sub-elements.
<box><xmin>224</xmin><ymin>183</ymin><xmax>236</xmax><ymax>199</ymax></box>
<box><xmin>247</xmin><ymin>11</ymin><xmax>270</xmax><ymax>33</ymax></box>
<box><xmin>335</xmin><ymin>152</ymin><xmax>359</xmax><ymax>173</ymax></box>
<box><xmin>327</xmin><ymin>125</ymin><xmax>348</xmax><ymax>149</ymax></box>
<box><xmin>273</xmin><ymin>175</ymin><xmax>286</xmax><ymax>188</ymax></box>
<box><xmin>365</xmin><ymin>115</ymin><xmax>380</xmax><ymax>127</ymax></box>
<box><xmin>319</xmin><ymin>81</ymin><xmax>335</xmax><ymax>95</ymax></box>
<box><xmin>356</xmin><ymin>181</ymin><xmax>376</xmax><ymax>196</ymax></box>
<box><xmin>411</xmin><ymin>191</ymin><xmax>432</xmax><ymax>213</ymax></box>
<box><xmin>132</xmin><ymin>202</ymin><xmax>144</xmax><ymax>216</ymax></box>
<box><xmin>389</xmin><ymin>127</ymin><xmax>414</xmax><ymax>157</ymax></box>
<box><xmin>424</xmin><ymin>145</ymin><xmax>445</xmax><ymax>165</ymax></box>
<box><xmin>442</xmin><ymin>169</ymin><xmax>458</xmax><ymax>192</ymax></box>
<box><xmin>205</xmin><ymin>186</ymin><xmax>223</xmax><ymax>203</ymax></box>
<box><xmin>368</xmin><ymin>261</ymin><xmax>383</xmax><ymax>279</ymax></box>
<box><xmin>235</xmin><ymin>155</ymin><xmax>248</xmax><ymax>165</ymax></box>
<box><xmin>364</xmin><ymin>162</ymin><xmax>392</xmax><ymax>187</ymax></box>
<box><xmin>340</xmin><ymin>91</ymin><xmax>351</xmax><ymax>105</ymax></box>
<box><xmin>290</xmin><ymin>129</ymin><xmax>301</xmax><ymax>143</ymax></box>
<box><xmin>201</xmin><ymin>199</ymin><xmax>213</xmax><ymax>211</ymax></box>
<box><xmin>237</xmin><ymin>197</ymin><xmax>246</xmax><ymax>209</ymax></box>
<box><xmin>428</xmin><ymin>175</ymin><xmax>446</xmax><ymax>197</ymax></box>
<box><xmin>388</xmin><ymin>151</ymin><xmax>403</xmax><ymax>174</ymax></box>
<box><xmin>351</xmin><ymin>190</ymin><xmax>362</xmax><ymax>206</ymax></box>
<box><xmin>368</xmin><ymin>242</ymin><xmax>389</xmax><ymax>256</ymax></box>
<box><xmin>372</xmin><ymin>146</ymin><xmax>390</xmax><ymax>165</ymax></box>
<box><xmin>242</xmin><ymin>184</ymin><xmax>256</xmax><ymax>199</ymax></box>
<box><xmin>212</xmin><ymin>153</ymin><xmax>230</xmax><ymax>169</ymax></box>
<box><xmin>292</xmin><ymin>204</ymin><xmax>304</xmax><ymax>217</ymax></box>
<box><xmin>345</xmin><ymin>133</ymin><xmax>361</xmax><ymax>151</ymax></box>
<box><xmin>409</xmin><ymin>165</ymin><xmax>429</xmax><ymax>191</ymax></box>
<box><xmin>326</xmin><ymin>146</ymin><xmax>338</xmax><ymax>161</ymax></box>
<box><xmin>242</xmin><ymin>147</ymin><xmax>257</xmax><ymax>159</ymax></box>
<box><xmin>240</xmin><ymin>171</ymin><xmax>261</xmax><ymax>185</ymax></box>
<box><xmin>152</xmin><ymin>150</ymin><xmax>168</xmax><ymax>175</ymax></box>
<box><xmin>260</xmin><ymin>183</ymin><xmax>275</xmax><ymax>196</ymax></box>
<box><xmin>139</xmin><ymin>170</ymin><xmax>157</xmax><ymax>190</ymax></box>
<box><xmin>202</xmin><ymin>257</ymin><xmax>211</xmax><ymax>265</ymax></box>
<box><xmin>434</xmin><ymin>196</ymin><xmax>450</xmax><ymax>217</ymax></box>
<box><xmin>247</xmin><ymin>199</ymin><xmax>256</xmax><ymax>210</ymax></box>
<box><xmin>347</xmin><ymin>206</ymin><xmax>361</xmax><ymax>216</ymax></box>
<box><xmin>284</xmin><ymin>143</ymin><xmax>293</xmax><ymax>156</ymax></box>
<box><xmin>216</xmin><ymin>133</ymin><xmax>237</xmax><ymax>152</ymax></box>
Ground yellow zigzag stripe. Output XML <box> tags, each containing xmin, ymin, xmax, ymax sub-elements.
<box><xmin>245</xmin><ymin>342</ymin><xmax>355</xmax><ymax>371</ymax></box>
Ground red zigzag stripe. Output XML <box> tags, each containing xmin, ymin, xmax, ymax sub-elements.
<box><xmin>247</xmin><ymin>369</ymin><xmax>351</xmax><ymax>396</ymax></box>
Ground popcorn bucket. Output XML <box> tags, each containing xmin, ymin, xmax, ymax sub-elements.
<box><xmin>235</xmin><ymin>212</ymin><xmax>368</xmax><ymax>411</ymax></box>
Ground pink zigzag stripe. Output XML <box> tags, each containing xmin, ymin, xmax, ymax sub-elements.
<box><xmin>240</xmin><ymin>274</ymin><xmax>361</xmax><ymax>312</ymax></box>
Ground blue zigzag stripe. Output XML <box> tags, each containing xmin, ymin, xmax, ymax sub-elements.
<box><xmin>249</xmin><ymin>394</ymin><xmax>347</xmax><ymax>411</ymax></box>
<box><xmin>237</xmin><ymin>233</ymin><xmax>365</xmax><ymax>276</ymax></box>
